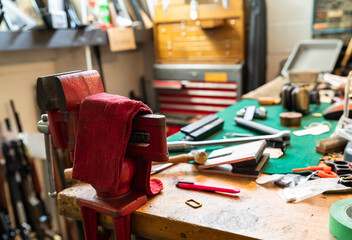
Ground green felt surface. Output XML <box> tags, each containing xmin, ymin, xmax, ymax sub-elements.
<box><xmin>167</xmin><ymin>99</ymin><xmax>339</xmax><ymax>174</ymax></box>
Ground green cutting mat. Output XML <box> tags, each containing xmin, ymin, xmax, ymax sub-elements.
<box><xmin>167</xmin><ymin>99</ymin><xmax>339</xmax><ymax>174</ymax></box>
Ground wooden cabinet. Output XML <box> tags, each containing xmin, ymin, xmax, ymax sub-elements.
<box><xmin>153</xmin><ymin>0</ymin><xmax>245</xmax><ymax>64</ymax></box>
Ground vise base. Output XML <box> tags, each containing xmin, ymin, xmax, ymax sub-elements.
<box><xmin>77</xmin><ymin>188</ymin><xmax>147</xmax><ymax>240</ymax></box>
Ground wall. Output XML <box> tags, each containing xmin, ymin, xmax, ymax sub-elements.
<box><xmin>100</xmin><ymin>46</ymin><xmax>144</xmax><ymax>98</ymax></box>
<box><xmin>0</xmin><ymin>47</ymin><xmax>144</xmax><ymax>133</ymax></box>
<box><xmin>266</xmin><ymin>0</ymin><xmax>314</xmax><ymax>81</ymax></box>
<box><xmin>0</xmin><ymin>49</ymin><xmax>56</xmax><ymax>133</ymax></box>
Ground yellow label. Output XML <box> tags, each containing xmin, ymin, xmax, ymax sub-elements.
<box><xmin>204</xmin><ymin>73</ymin><xmax>228</xmax><ymax>82</ymax></box>
<box><xmin>107</xmin><ymin>28</ymin><xmax>136</xmax><ymax>52</ymax></box>
<box><xmin>327</xmin><ymin>10</ymin><xmax>343</xmax><ymax>18</ymax></box>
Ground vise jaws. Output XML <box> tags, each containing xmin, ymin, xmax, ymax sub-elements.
<box><xmin>37</xmin><ymin>70</ymin><xmax>104</xmax><ymax>152</ymax></box>
<box><xmin>36</xmin><ymin>70</ymin><xmax>169</xmax><ymax>240</ymax></box>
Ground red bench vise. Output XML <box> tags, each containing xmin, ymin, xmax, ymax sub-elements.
<box><xmin>36</xmin><ymin>70</ymin><xmax>169</xmax><ymax>240</ymax></box>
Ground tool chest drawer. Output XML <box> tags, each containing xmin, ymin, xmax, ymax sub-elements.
<box><xmin>154</xmin><ymin>81</ymin><xmax>238</xmax><ymax>115</ymax></box>
<box><xmin>153</xmin><ymin>63</ymin><xmax>242</xmax><ymax>116</ymax></box>
<box><xmin>153</xmin><ymin>0</ymin><xmax>245</xmax><ymax>64</ymax></box>
<box><xmin>154</xmin><ymin>63</ymin><xmax>243</xmax><ymax>82</ymax></box>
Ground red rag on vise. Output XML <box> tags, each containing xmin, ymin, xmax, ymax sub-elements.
<box><xmin>72</xmin><ymin>92</ymin><xmax>163</xmax><ymax>195</ymax></box>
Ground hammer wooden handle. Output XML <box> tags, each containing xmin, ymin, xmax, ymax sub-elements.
<box><xmin>64</xmin><ymin>168</ymin><xmax>81</xmax><ymax>185</ymax></box>
<box><xmin>65</xmin><ymin>154</ymin><xmax>195</xmax><ymax>182</ymax></box>
<box><xmin>152</xmin><ymin>154</ymin><xmax>194</xmax><ymax>165</ymax></box>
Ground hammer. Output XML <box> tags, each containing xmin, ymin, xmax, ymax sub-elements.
<box><xmin>152</xmin><ymin>150</ymin><xmax>208</xmax><ymax>165</ymax></box>
<box><xmin>64</xmin><ymin>151</ymin><xmax>208</xmax><ymax>183</ymax></box>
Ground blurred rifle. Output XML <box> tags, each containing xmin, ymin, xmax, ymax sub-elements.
<box><xmin>2</xmin><ymin>142</ymin><xmax>31</xmax><ymax>240</ymax></box>
<box><xmin>2</xmin><ymin>139</ymin><xmax>60</xmax><ymax>239</ymax></box>
<box><xmin>0</xmin><ymin>211</ymin><xmax>15</xmax><ymax>240</ymax></box>
<box><xmin>3</xmin><ymin>101</ymin><xmax>59</xmax><ymax>239</ymax></box>
<box><xmin>0</xmin><ymin>148</ymin><xmax>16</xmax><ymax>240</ymax></box>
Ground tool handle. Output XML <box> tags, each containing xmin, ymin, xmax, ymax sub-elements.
<box><xmin>234</xmin><ymin>117</ymin><xmax>280</xmax><ymax>135</ymax></box>
<box><xmin>292</xmin><ymin>166</ymin><xmax>321</xmax><ymax>172</ymax></box>
<box><xmin>44</xmin><ymin>134</ymin><xmax>56</xmax><ymax>197</ymax></box>
<box><xmin>152</xmin><ymin>154</ymin><xmax>194</xmax><ymax>165</ymax></box>
<box><xmin>317</xmin><ymin>171</ymin><xmax>338</xmax><ymax>178</ymax></box>
<box><xmin>293</xmin><ymin>166</ymin><xmax>331</xmax><ymax>173</ymax></box>
<box><xmin>259</xmin><ymin>97</ymin><xmax>280</xmax><ymax>105</ymax></box>
<box><xmin>63</xmin><ymin>168</ymin><xmax>81</xmax><ymax>184</ymax></box>
<box><xmin>177</xmin><ymin>183</ymin><xmax>240</xmax><ymax>193</ymax></box>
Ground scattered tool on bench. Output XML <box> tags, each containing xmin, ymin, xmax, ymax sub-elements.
<box><xmin>323</xmin><ymin>159</ymin><xmax>352</xmax><ymax>175</ymax></box>
<box><xmin>36</xmin><ymin>70</ymin><xmax>169</xmax><ymax>240</ymax></box>
<box><xmin>153</xmin><ymin>149</ymin><xmax>208</xmax><ymax>165</ymax></box>
<box><xmin>180</xmin><ymin>114</ymin><xmax>224</xmax><ymax>141</ymax></box>
<box><xmin>234</xmin><ymin>117</ymin><xmax>280</xmax><ymax>135</ymax></box>
<box><xmin>225</xmin><ymin>132</ymin><xmax>254</xmax><ymax>138</ymax></box>
<box><xmin>198</xmin><ymin>140</ymin><xmax>270</xmax><ymax>178</ymax></box>
<box><xmin>279</xmin><ymin>112</ymin><xmax>302</xmax><ymax>127</ymax></box>
<box><xmin>168</xmin><ymin>130</ymin><xmax>290</xmax><ymax>152</ymax></box>
<box><xmin>236</xmin><ymin>105</ymin><xmax>267</xmax><ymax>120</ymax></box>
<box><xmin>234</xmin><ymin>117</ymin><xmax>290</xmax><ymax>151</ymax></box>
<box><xmin>321</xmin><ymin>155</ymin><xmax>352</xmax><ymax>186</ymax></box>
<box><xmin>176</xmin><ymin>181</ymin><xmax>240</xmax><ymax>194</ymax></box>
<box><xmin>292</xmin><ymin>166</ymin><xmax>338</xmax><ymax>178</ymax></box>
<box><xmin>338</xmin><ymin>174</ymin><xmax>352</xmax><ymax>187</ymax></box>
<box><xmin>258</xmin><ymin>97</ymin><xmax>281</xmax><ymax>105</ymax></box>
<box><xmin>199</xmin><ymin>140</ymin><xmax>266</xmax><ymax>169</ymax></box>
<box><xmin>234</xmin><ymin>116</ymin><xmax>288</xmax><ymax>159</ymax></box>
<box><xmin>316</xmin><ymin>137</ymin><xmax>348</xmax><ymax>154</ymax></box>
<box><xmin>63</xmin><ymin>149</ymin><xmax>207</xmax><ymax>181</ymax></box>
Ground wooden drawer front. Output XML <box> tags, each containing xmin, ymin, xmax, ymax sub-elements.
<box><xmin>155</xmin><ymin>19</ymin><xmax>244</xmax><ymax>64</ymax></box>
<box><xmin>154</xmin><ymin>0</ymin><xmax>244</xmax><ymax>23</ymax></box>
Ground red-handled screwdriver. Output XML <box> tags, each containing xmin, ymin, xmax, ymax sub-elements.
<box><xmin>176</xmin><ymin>181</ymin><xmax>240</xmax><ymax>194</ymax></box>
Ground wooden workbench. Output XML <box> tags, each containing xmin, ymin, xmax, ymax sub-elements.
<box><xmin>58</xmin><ymin>163</ymin><xmax>352</xmax><ymax>240</ymax></box>
<box><xmin>242</xmin><ymin>76</ymin><xmax>288</xmax><ymax>100</ymax></box>
<box><xmin>58</xmin><ymin>76</ymin><xmax>351</xmax><ymax>239</ymax></box>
